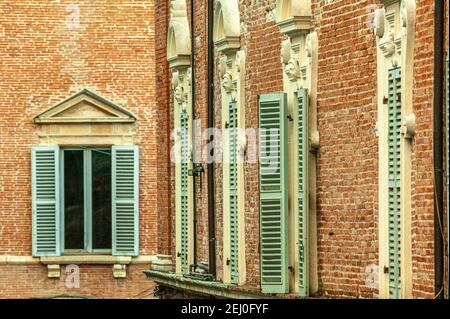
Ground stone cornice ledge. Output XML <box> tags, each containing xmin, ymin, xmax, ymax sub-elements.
<box><xmin>168</xmin><ymin>55</ymin><xmax>191</xmax><ymax>70</ymax></box>
<box><xmin>0</xmin><ymin>255</ymin><xmax>40</xmax><ymax>265</ymax></box>
<box><xmin>144</xmin><ymin>270</ymin><xmax>267</xmax><ymax>299</ymax></box>
<box><xmin>214</xmin><ymin>37</ymin><xmax>241</xmax><ymax>54</ymax></box>
<box><xmin>277</xmin><ymin>16</ymin><xmax>312</xmax><ymax>38</ymax></box>
<box><xmin>144</xmin><ymin>270</ymin><xmax>315</xmax><ymax>299</ymax></box>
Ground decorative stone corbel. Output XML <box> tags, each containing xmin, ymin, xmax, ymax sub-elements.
<box><xmin>309</xmin><ymin>131</ymin><xmax>320</xmax><ymax>151</ymax></box>
<box><xmin>401</xmin><ymin>113</ymin><xmax>416</xmax><ymax>139</ymax></box>
<box><xmin>222</xmin><ymin>72</ymin><xmax>234</xmax><ymax>94</ymax></box>
<box><xmin>380</xmin><ymin>32</ymin><xmax>397</xmax><ymax>58</ymax></box>
<box><xmin>47</xmin><ymin>264</ymin><xmax>61</xmax><ymax>278</ymax></box>
<box><xmin>238</xmin><ymin>133</ymin><xmax>247</xmax><ymax>158</ymax></box>
<box><xmin>285</xmin><ymin>58</ymin><xmax>300</xmax><ymax>82</ymax></box>
<box><xmin>174</xmin><ymin>84</ymin><xmax>184</xmax><ymax>105</ymax></box>
<box><xmin>112</xmin><ymin>264</ymin><xmax>127</xmax><ymax>279</ymax></box>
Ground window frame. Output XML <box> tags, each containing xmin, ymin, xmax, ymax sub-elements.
<box><xmin>60</xmin><ymin>146</ymin><xmax>112</xmax><ymax>255</ymax></box>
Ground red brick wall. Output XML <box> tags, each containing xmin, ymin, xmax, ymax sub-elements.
<box><xmin>155</xmin><ymin>0</ymin><xmax>173</xmax><ymax>257</ymax></box>
<box><xmin>409</xmin><ymin>0</ymin><xmax>436</xmax><ymax>299</ymax></box>
<box><xmin>238</xmin><ymin>0</ymin><xmax>284</xmax><ymax>287</ymax></box>
<box><xmin>0</xmin><ymin>264</ymin><xmax>155</xmax><ymax>299</ymax></box>
<box><xmin>0</xmin><ymin>0</ymin><xmax>161</xmax><ymax>297</ymax></box>
<box><xmin>313</xmin><ymin>0</ymin><xmax>380</xmax><ymax>298</ymax></box>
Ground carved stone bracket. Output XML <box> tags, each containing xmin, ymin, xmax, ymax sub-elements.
<box><xmin>401</xmin><ymin>113</ymin><xmax>416</xmax><ymax>139</ymax></box>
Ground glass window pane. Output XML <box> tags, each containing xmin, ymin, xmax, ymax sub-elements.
<box><xmin>64</xmin><ymin>150</ymin><xmax>85</xmax><ymax>250</ymax></box>
<box><xmin>92</xmin><ymin>149</ymin><xmax>112</xmax><ymax>250</ymax></box>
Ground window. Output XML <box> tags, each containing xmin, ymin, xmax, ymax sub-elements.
<box><xmin>32</xmin><ymin>145</ymin><xmax>139</xmax><ymax>257</ymax></box>
<box><xmin>63</xmin><ymin>148</ymin><xmax>112</xmax><ymax>253</ymax></box>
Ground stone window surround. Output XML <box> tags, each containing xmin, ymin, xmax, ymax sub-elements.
<box><xmin>276</xmin><ymin>0</ymin><xmax>319</xmax><ymax>296</ymax></box>
<box><xmin>166</xmin><ymin>0</ymin><xmax>194</xmax><ymax>276</ymax></box>
<box><xmin>375</xmin><ymin>0</ymin><xmax>416</xmax><ymax>299</ymax></box>
<box><xmin>32</xmin><ymin>88</ymin><xmax>141</xmax><ymax>278</ymax></box>
<box><xmin>214</xmin><ymin>0</ymin><xmax>247</xmax><ymax>286</ymax></box>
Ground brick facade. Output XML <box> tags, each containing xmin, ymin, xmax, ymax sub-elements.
<box><xmin>0</xmin><ymin>1</ymin><xmax>164</xmax><ymax>298</ymax></box>
<box><xmin>162</xmin><ymin>0</ymin><xmax>446</xmax><ymax>299</ymax></box>
<box><xmin>0</xmin><ymin>0</ymin><xmax>447</xmax><ymax>299</ymax></box>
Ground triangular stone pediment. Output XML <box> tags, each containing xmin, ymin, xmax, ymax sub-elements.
<box><xmin>34</xmin><ymin>89</ymin><xmax>137</xmax><ymax>124</ymax></box>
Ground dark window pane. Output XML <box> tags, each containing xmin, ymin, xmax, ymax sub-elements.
<box><xmin>64</xmin><ymin>150</ymin><xmax>84</xmax><ymax>250</ymax></box>
<box><xmin>92</xmin><ymin>149</ymin><xmax>112</xmax><ymax>250</ymax></box>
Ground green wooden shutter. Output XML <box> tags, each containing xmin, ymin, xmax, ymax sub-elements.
<box><xmin>229</xmin><ymin>100</ymin><xmax>239</xmax><ymax>284</ymax></box>
<box><xmin>32</xmin><ymin>146</ymin><xmax>61</xmax><ymax>257</ymax></box>
<box><xmin>180</xmin><ymin>110</ymin><xmax>190</xmax><ymax>274</ymax></box>
<box><xmin>296</xmin><ymin>88</ymin><xmax>309</xmax><ymax>297</ymax></box>
<box><xmin>388</xmin><ymin>68</ymin><xmax>402</xmax><ymax>299</ymax></box>
<box><xmin>112</xmin><ymin>146</ymin><xmax>139</xmax><ymax>256</ymax></box>
<box><xmin>446</xmin><ymin>53</ymin><xmax>449</xmax><ymax>264</ymax></box>
<box><xmin>258</xmin><ymin>93</ymin><xmax>289</xmax><ymax>294</ymax></box>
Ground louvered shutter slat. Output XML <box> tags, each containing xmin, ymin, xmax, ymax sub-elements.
<box><xmin>388</xmin><ymin>68</ymin><xmax>402</xmax><ymax>299</ymax></box>
<box><xmin>32</xmin><ymin>146</ymin><xmax>60</xmax><ymax>257</ymax></box>
<box><xmin>297</xmin><ymin>88</ymin><xmax>309</xmax><ymax>297</ymax></box>
<box><xmin>180</xmin><ymin>111</ymin><xmax>190</xmax><ymax>274</ymax></box>
<box><xmin>112</xmin><ymin>146</ymin><xmax>139</xmax><ymax>256</ymax></box>
<box><xmin>229</xmin><ymin>100</ymin><xmax>239</xmax><ymax>284</ymax></box>
<box><xmin>259</xmin><ymin>93</ymin><xmax>289</xmax><ymax>294</ymax></box>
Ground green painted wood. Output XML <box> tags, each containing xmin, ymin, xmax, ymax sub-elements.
<box><xmin>388</xmin><ymin>68</ymin><xmax>402</xmax><ymax>299</ymax></box>
<box><xmin>446</xmin><ymin>53</ymin><xmax>449</xmax><ymax>265</ymax></box>
<box><xmin>31</xmin><ymin>146</ymin><xmax>61</xmax><ymax>257</ymax></box>
<box><xmin>112</xmin><ymin>146</ymin><xmax>139</xmax><ymax>256</ymax></box>
<box><xmin>180</xmin><ymin>111</ymin><xmax>190</xmax><ymax>275</ymax></box>
<box><xmin>229</xmin><ymin>100</ymin><xmax>239</xmax><ymax>284</ymax></box>
<box><xmin>258</xmin><ymin>93</ymin><xmax>289</xmax><ymax>294</ymax></box>
<box><xmin>296</xmin><ymin>88</ymin><xmax>309</xmax><ymax>297</ymax></box>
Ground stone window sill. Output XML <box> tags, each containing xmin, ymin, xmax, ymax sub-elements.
<box><xmin>40</xmin><ymin>255</ymin><xmax>133</xmax><ymax>265</ymax></box>
<box><xmin>40</xmin><ymin>255</ymin><xmax>155</xmax><ymax>279</ymax></box>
